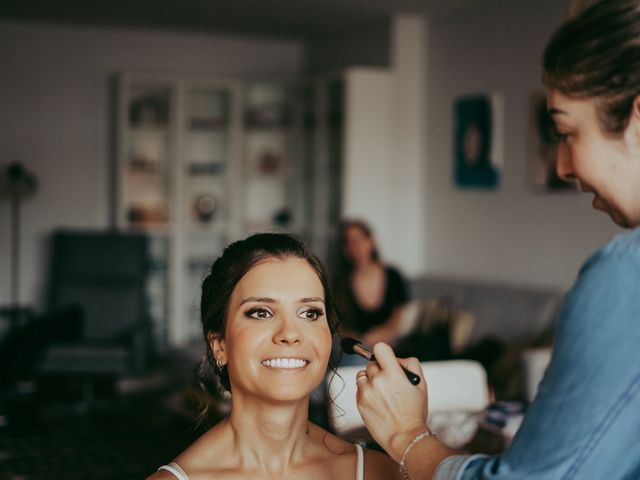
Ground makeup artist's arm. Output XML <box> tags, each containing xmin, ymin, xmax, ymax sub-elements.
<box><xmin>356</xmin><ymin>343</ymin><xmax>457</xmax><ymax>479</ymax></box>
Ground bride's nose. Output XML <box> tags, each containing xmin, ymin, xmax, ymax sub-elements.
<box><xmin>273</xmin><ymin>313</ymin><xmax>302</xmax><ymax>345</ymax></box>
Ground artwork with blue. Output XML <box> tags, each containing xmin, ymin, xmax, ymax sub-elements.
<box><xmin>453</xmin><ymin>95</ymin><xmax>501</xmax><ymax>189</ymax></box>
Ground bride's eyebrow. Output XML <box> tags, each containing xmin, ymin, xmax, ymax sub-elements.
<box><xmin>240</xmin><ymin>297</ymin><xmax>276</xmax><ymax>306</ymax></box>
<box><xmin>299</xmin><ymin>297</ymin><xmax>325</xmax><ymax>304</ymax></box>
<box><xmin>239</xmin><ymin>296</ymin><xmax>325</xmax><ymax>306</ymax></box>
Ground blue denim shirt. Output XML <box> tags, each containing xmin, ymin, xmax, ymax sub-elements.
<box><xmin>434</xmin><ymin>227</ymin><xmax>640</xmax><ymax>480</ymax></box>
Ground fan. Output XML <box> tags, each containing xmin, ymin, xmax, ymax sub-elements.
<box><xmin>0</xmin><ymin>161</ymin><xmax>38</xmax><ymax>307</ymax></box>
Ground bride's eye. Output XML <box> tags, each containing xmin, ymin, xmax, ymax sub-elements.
<box><xmin>245</xmin><ymin>307</ymin><xmax>273</xmax><ymax>319</ymax></box>
<box><xmin>299</xmin><ymin>308</ymin><xmax>325</xmax><ymax>320</ymax></box>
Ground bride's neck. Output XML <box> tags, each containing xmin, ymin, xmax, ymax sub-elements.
<box><xmin>225</xmin><ymin>396</ymin><xmax>313</xmax><ymax>472</ymax></box>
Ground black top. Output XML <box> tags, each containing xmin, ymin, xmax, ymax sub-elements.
<box><xmin>337</xmin><ymin>266</ymin><xmax>409</xmax><ymax>335</ymax></box>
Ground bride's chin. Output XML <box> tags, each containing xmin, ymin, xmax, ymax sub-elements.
<box><xmin>253</xmin><ymin>393</ymin><xmax>314</xmax><ymax>406</ymax></box>
<box><xmin>241</xmin><ymin>384</ymin><xmax>320</xmax><ymax>404</ymax></box>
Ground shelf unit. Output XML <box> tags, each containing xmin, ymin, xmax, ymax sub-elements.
<box><xmin>116</xmin><ymin>74</ymin><xmax>304</xmax><ymax>346</ymax></box>
<box><xmin>300</xmin><ymin>74</ymin><xmax>345</xmax><ymax>265</ymax></box>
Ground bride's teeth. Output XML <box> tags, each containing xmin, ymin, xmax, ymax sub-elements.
<box><xmin>263</xmin><ymin>358</ymin><xmax>307</xmax><ymax>369</ymax></box>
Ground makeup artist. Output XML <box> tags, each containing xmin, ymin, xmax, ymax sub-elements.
<box><xmin>355</xmin><ymin>0</ymin><xmax>640</xmax><ymax>478</ymax></box>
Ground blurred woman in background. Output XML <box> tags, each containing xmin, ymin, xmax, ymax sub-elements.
<box><xmin>334</xmin><ymin>220</ymin><xmax>409</xmax><ymax>347</ymax></box>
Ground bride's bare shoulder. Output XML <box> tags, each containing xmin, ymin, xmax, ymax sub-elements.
<box><xmin>308</xmin><ymin>423</ymin><xmax>354</xmax><ymax>454</ymax></box>
<box><xmin>308</xmin><ymin>425</ymin><xmax>402</xmax><ymax>479</ymax></box>
<box><xmin>147</xmin><ymin>422</ymin><xmax>230</xmax><ymax>479</ymax></box>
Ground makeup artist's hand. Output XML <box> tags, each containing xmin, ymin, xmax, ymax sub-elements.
<box><xmin>355</xmin><ymin>342</ymin><xmax>428</xmax><ymax>462</ymax></box>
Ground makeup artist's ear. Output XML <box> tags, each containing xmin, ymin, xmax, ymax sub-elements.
<box><xmin>208</xmin><ymin>331</ymin><xmax>227</xmax><ymax>366</ymax></box>
<box><xmin>624</xmin><ymin>95</ymin><xmax>640</xmax><ymax>154</ymax></box>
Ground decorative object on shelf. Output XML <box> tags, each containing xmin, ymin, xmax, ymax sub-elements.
<box><xmin>245</xmin><ymin>132</ymin><xmax>287</xmax><ymax>176</ymax></box>
<box><xmin>129</xmin><ymin>156</ymin><xmax>159</xmax><ymax>173</ymax></box>
<box><xmin>453</xmin><ymin>94</ymin><xmax>503</xmax><ymax>190</ymax></box>
<box><xmin>528</xmin><ymin>91</ymin><xmax>577</xmax><ymax>192</ymax></box>
<box><xmin>190</xmin><ymin>118</ymin><xmax>228</xmax><ymax>130</ymax></box>
<box><xmin>0</xmin><ymin>161</ymin><xmax>38</xmax><ymax>307</ymax></box>
<box><xmin>127</xmin><ymin>203</ymin><xmax>168</xmax><ymax>227</ymax></box>
<box><xmin>244</xmin><ymin>84</ymin><xmax>291</xmax><ymax>128</ymax></box>
<box><xmin>245</xmin><ymin>103</ymin><xmax>291</xmax><ymax>127</ymax></box>
<box><xmin>258</xmin><ymin>151</ymin><xmax>282</xmax><ymax>175</ymax></box>
<box><xmin>129</xmin><ymin>94</ymin><xmax>169</xmax><ymax>126</ymax></box>
<box><xmin>188</xmin><ymin>162</ymin><xmax>225</xmax><ymax>176</ymax></box>
<box><xmin>193</xmin><ymin>194</ymin><xmax>218</xmax><ymax>224</ymax></box>
<box><xmin>189</xmin><ymin>90</ymin><xmax>229</xmax><ymax>129</ymax></box>
<box><xmin>244</xmin><ymin>179</ymin><xmax>286</xmax><ymax>231</ymax></box>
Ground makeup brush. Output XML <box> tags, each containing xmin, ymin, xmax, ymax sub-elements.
<box><xmin>340</xmin><ymin>337</ymin><xmax>421</xmax><ymax>385</ymax></box>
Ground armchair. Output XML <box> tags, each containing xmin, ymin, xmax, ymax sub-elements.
<box><xmin>38</xmin><ymin>230</ymin><xmax>151</xmax><ymax>402</ymax></box>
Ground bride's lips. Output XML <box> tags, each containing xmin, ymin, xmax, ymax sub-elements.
<box><xmin>261</xmin><ymin>357</ymin><xmax>310</xmax><ymax>370</ymax></box>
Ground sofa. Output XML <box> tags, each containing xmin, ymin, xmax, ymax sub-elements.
<box><xmin>400</xmin><ymin>274</ymin><xmax>563</xmax><ymax>401</ymax></box>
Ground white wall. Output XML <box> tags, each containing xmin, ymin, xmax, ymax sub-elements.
<box><xmin>0</xmin><ymin>21</ymin><xmax>303</xmax><ymax>308</ymax></box>
<box><xmin>341</xmin><ymin>67</ymin><xmax>394</xmax><ymax>251</ymax></box>
<box><xmin>340</xmin><ymin>17</ymin><xmax>428</xmax><ymax>277</ymax></box>
<box><xmin>422</xmin><ymin>1</ymin><xmax>621</xmax><ymax>290</ymax></box>
<box><xmin>388</xmin><ymin>15</ymin><xmax>427</xmax><ymax>275</ymax></box>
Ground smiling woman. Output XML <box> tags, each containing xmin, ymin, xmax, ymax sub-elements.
<box><xmin>210</xmin><ymin>255</ymin><xmax>332</xmax><ymax>405</ymax></box>
<box><xmin>147</xmin><ymin>233</ymin><xmax>402</xmax><ymax>480</ymax></box>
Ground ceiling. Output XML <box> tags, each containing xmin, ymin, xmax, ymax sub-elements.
<box><xmin>0</xmin><ymin>0</ymin><xmax>506</xmax><ymax>42</ymax></box>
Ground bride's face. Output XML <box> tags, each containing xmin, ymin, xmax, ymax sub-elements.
<box><xmin>213</xmin><ymin>256</ymin><xmax>332</xmax><ymax>403</ymax></box>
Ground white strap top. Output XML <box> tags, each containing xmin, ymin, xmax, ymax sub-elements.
<box><xmin>355</xmin><ymin>443</ymin><xmax>364</xmax><ymax>480</ymax></box>
<box><xmin>158</xmin><ymin>443</ymin><xmax>365</xmax><ymax>480</ymax></box>
<box><xmin>157</xmin><ymin>462</ymin><xmax>188</xmax><ymax>480</ymax></box>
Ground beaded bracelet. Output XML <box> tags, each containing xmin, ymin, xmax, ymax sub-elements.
<box><xmin>398</xmin><ymin>430</ymin><xmax>436</xmax><ymax>480</ymax></box>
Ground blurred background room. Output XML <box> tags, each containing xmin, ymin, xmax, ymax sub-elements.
<box><xmin>0</xmin><ymin>0</ymin><xmax>622</xmax><ymax>478</ymax></box>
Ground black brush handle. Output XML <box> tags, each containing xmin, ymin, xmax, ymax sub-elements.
<box><xmin>369</xmin><ymin>353</ymin><xmax>421</xmax><ymax>385</ymax></box>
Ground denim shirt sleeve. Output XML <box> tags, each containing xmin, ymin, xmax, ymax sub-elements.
<box><xmin>433</xmin><ymin>455</ymin><xmax>488</xmax><ymax>480</ymax></box>
<box><xmin>431</xmin><ymin>231</ymin><xmax>640</xmax><ymax>479</ymax></box>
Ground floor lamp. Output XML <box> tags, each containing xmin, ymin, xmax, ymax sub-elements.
<box><xmin>0</xmin><ymin>161</ymin><xmax>38</xmax><ymax>314</ymax></box>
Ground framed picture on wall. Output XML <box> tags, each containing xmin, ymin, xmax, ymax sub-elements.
<box><xmin>453</xmin><ymin>93</ymin><xmax>504</xmax><ymax>190</ymax></box>
<box><xmin>528</xmin><ymin>91</ymin><xmax>577</xmax><ymax>192</ymax></box>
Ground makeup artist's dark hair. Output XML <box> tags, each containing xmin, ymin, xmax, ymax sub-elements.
<box><xmin>196</xmin><ymin>232</ymin><xmax>340</xmax><ymax>423</ymax></box>
<box><xmin>543</xmin><ymin>0</ymin><xmax>640</xmax><ymax>135</ymax></box>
